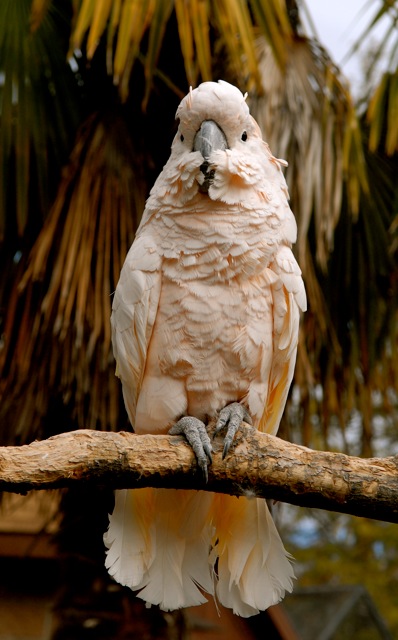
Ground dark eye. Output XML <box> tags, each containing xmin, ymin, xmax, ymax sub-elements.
<box><xmin>241</xmin><ymin>131</ymin><xmax>247</xmax><ymax>141</ymax></box>
<box><xmin>180</xmin><ymin>134</ymin><xmax>184</xmax><ymax>142</ymax></box>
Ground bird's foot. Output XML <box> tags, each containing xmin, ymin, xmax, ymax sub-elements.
<box><xmin>169</xmin><ymin>417</ymin><xmax>213</xmax><ymax>482</ymax></box>
<box><xmin>214</xmin><ymin>402</ymin><xmax>252</xmax><ymax>459</ymax></box>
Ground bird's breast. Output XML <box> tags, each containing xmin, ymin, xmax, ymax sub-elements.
<box><xmin>152</xmin><ymin>267</ymin><xmax>273</xmax><ymax>403</ymax></box>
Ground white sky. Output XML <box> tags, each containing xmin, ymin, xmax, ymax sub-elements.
<box><xmin>303</xmin><ymin>0</ymin><xmax>391</xmax><ymax>94</ymax></box>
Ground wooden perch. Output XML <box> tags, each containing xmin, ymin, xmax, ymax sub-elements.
<box><xmin>1</xmin><ymin>426</ymin><xmax>398</xmax><ymax>523</ymax></box>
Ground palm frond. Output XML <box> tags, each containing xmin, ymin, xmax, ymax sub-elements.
<box><xmin>368</xmin><ymin>70</ymin><xmax>398</xmax><ymax>154</ymax></box>
<box><xmin>30</xmin><ymin>0</ymin><xmax>52</xmax><ymax>32</ymax></box>
<box><xmin>250</xmin><ymin>0</ymin><xmax>292</xmax><ymax>66</ymax></box>
<box><xmin>251</xmin><ymin>37</ymin><xmax>367</xmax><ymax>270</ymax></box>
<box><xmin>250</xmin><ymin>31</ymin><xmax>398</xmax><ymax>452</ymax></box>
<box><xmin>349</xmin><ymin>0</ymin><xmax>398</xmax><ymax>154</ymax></box>
<box><xmin>141</xmin><ymin>0</ymin><xmax>175</xmax><ymax>108</ymax></box>
<box><xmin>318</xmin><ymin>149</ymin><xmax>397</xmax><ymax>454</ymax></box>
<box><xmin>70</xmin><ymin>0</ymin><xmax>293</xmax><ymax>101</ymax></box>
<box><xmin>0</xmin><ymin>0</ymin><xmax>81</xmax><ymax>242</ymax></box>
<box><xmin>0</xmin><ymin>112</ymin><xmax>146</xmax><ymax>443</ymax></box>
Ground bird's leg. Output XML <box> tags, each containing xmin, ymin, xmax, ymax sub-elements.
<box><xmin>169</xmin><ymin>417</ymin><xmax>213</xmax><ymax>482</ymax></box>
<box><xmin>214</xmin><ymin>402</ymin><xmax>253</xmax><ymax>459</ymax></box>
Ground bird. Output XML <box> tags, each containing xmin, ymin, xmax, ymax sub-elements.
<box><xmin>104</xmin><ymin>80</ymin><xmax>306</xmax><ymax>617</ymax></box>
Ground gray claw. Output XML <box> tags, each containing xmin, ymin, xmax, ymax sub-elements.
<box><xmin>214</xmin><ymin>402</ymin><xmax>252</xmax><ymax>459</ymax></box>
<box><xmin>169</xmin><ymin>416</ymin><xmax>213</xmax><ymax>482</ymax></box>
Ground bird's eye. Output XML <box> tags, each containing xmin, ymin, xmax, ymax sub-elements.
<box><xmin>241</xmin><ymin>131</ymin><xmax>247</xmax><ymax>141</ymax></box>
<box><xmin>180</xmin><ymin>134</ymin><xmax>184</xmax><ymax>142</ymax></box>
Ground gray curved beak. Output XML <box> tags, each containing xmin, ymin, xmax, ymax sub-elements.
<box><xmin>193</xmin><ymin>120</ymin><xmax>228</xmax><ymax>160</ymax></box>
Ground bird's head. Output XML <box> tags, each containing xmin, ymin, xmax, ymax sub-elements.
<box><xmin>144</xmin><ymin>80</ymin><xmax>288</xmax><ymax>214</ymax></box>
<box><xmin>173</xmin><ymin>80</ymin><xmax>264</xmax><ymax>199</ymax></box>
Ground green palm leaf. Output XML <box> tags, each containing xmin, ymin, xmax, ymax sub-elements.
<box><xmin>0</xmin><ymin>0</ymin><xmax>81</xmax><ymax>241</ymax></box>
<box><xmin>349</xmin><ymin>0</ymin><xmax>398</xmax><ymax>154</ymax></box>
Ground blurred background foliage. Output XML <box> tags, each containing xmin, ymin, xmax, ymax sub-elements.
<box><xmin>281</xmin><ymin>506</ymin><xmax>398</xmax><ymax>636</ymax></box>
<box><xmin>0</xmin><ymin>0</ymin><xmax>398</xmax><ymax>635</ymax></box>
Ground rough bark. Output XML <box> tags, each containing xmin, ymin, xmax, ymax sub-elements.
<box><xmin>1</xmin><ymin>426</ymin><xmax>398</xmax><ymax>523</ymax></box>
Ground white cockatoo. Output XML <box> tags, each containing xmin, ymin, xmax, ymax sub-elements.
<box><xmin>104</xmin><ymin>80</ymin><xmax>306</xmax><ymax>617</ymax></box>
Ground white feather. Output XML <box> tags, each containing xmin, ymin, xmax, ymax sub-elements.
<box><xmin>213</xmin><ymin>496</ymin><xmax>294</xmax><ymax>617</ymax></box>
<box><xmin>105</xmin><ymin>489</ymin><xmax>215</xmax><ymax>611</ymax></box>
<box><xmin>104</xmin><ymin>489</ymin><xmax>154</xmax><ymax>588</ymax></box>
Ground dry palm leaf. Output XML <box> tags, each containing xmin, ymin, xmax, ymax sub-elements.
<box><xmin>250</xmin><ymin>35</ymin><xmax>398</xmax><ymax>453</ymax></box>
<box><xmin>0</xmin><ymin>112</ymin><xmax>146</xmax><ymax>444</ymax></box>
<box><xmin>250</xmin><ymin>37</ymin><xmax>365</xmax><ymax>441</ymax></box>
<box><xmin>68</xmin><ymin>0</ymin><xmax>292</xmax><ymax>103</ymax></box>
<box><xmin>251</xmin><ymin>36</ymin><xmax>368</xmax><ymax>271</ymax></box>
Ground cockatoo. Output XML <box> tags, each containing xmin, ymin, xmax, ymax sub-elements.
<box><xmin>104</xmin><ymin>80</ymin><xmax>306</xmax><ymax>617</ymax></box>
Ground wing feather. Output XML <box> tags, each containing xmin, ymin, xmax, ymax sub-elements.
<box><xmin>111</xmin><ymin>233</ymin><xmax>162</xmax><ymax>426</ymax></box>
<box><xmin>259</xmin><ymin>245</ymin><xmax>306</xmax><ymax>435</ymax></box>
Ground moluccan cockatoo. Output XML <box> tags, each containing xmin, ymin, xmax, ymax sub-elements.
<box><xmin>104</xmin><ymin>80</ymin><xmax>306</xmax><ymax>617</ymax></box>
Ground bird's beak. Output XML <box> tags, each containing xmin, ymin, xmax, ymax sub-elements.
<box><xmin>193</xmin><ymin>120</ymin><xmax>228</xmax><ymax>159</ymax></box>
<box><xmin>193</xmin><ymin>120</ymin><xmax>227</xmax><ymax>194</ymax></box>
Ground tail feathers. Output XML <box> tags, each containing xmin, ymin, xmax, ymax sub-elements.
<box><xmin>104</xmin><ymin>488</ymin><xmax>155</xmax><ymax>588</ymax></box>
<box><xmin>136</xmin><ymin>530</ymin><xmax>211</xmax><ymax>610</ymax></box>
<box><xmin>105</xmin><ymin>489</ymin><xmax>293</xmax><ymax>617</ymax></box>
<box><xmin>104</xmin><ymin>488</ymin><xmax>215</xmax><ymax>611</ymax></box>
<box><xmin>134</xmin><ymin>529</ymin><xmax>191</xmax><ymax>610</ymax></box>
<box><xmin>213</xmin><ymin>495</ymin><xmax>294</xmax><ymax>617</ymax></box>
<box><xmin>180</xmin><ymin>491</ymin><xmax>216</xmax><ymax>598</ymax></box>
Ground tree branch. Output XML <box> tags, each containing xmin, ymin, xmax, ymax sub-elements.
<box><xmin>1</xmin><ymin>426</ymin><xmax>398</xmax><ymax>523</ymax></box>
